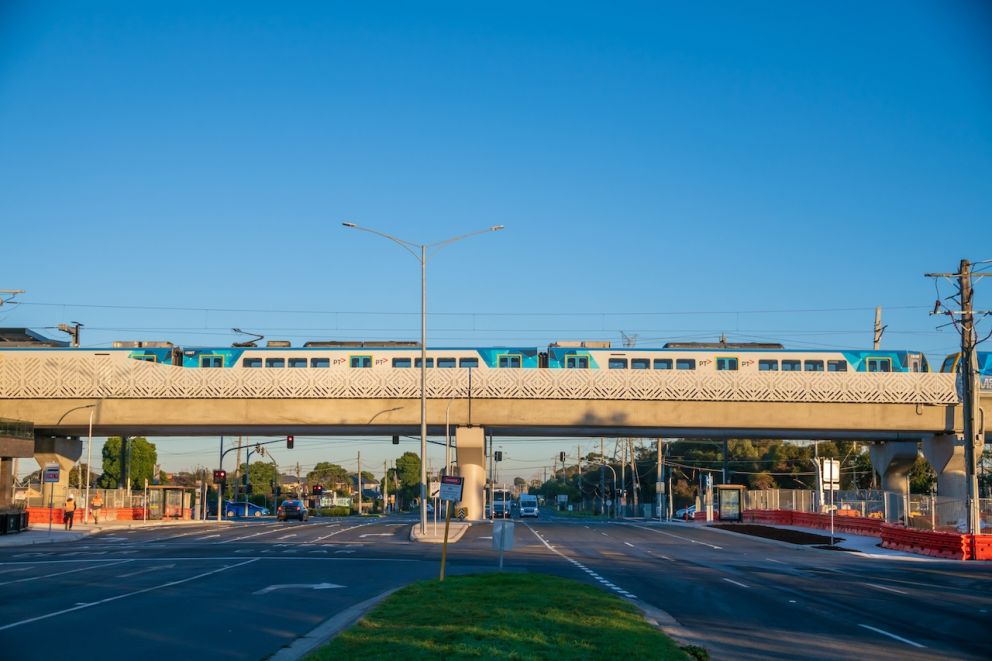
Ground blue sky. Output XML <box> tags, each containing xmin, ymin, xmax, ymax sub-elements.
<box><xmin>2</xmin><ymin>1</ymin><xmax>990</xmax><ymax>481</ymax></box>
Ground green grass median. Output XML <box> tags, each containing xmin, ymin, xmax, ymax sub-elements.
<box><xmin>306</xmin><ymin>572</ymin><xmax>695</xmax><ymax>660</ymax></box>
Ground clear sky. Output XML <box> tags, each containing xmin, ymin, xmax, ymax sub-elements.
<box><xmin>2</xmin><ymin>1</ymin><xmax>990</xmax><ymax>483</ymax></box>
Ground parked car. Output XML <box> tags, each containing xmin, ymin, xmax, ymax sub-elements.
<box><xmin>224</xmin><ymin>501</ymin><xmax>270</xmax><ymax>518</ymax></box>
<box><xmin>277</xmin><ymin>499</ymin><xmax>309</xmax><ymax>521</ymax></box>
<box><xmin>674</xmin><ymin>505</ymin><xmax>697</xmax><ymax>520</ymax></box>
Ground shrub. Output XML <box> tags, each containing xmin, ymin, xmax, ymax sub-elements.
<box><xmin>317</xmin><ymin>507</ymin><xmax>352</xmax><ymax>517</ymax></box>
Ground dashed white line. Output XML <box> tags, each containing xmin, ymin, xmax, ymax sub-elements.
<box><xmin>858</xmin><ymin>624</ymin><xmax>926</xmax><ymax>648</ymax></box>
<box><xmin>624</xmin><ymin>542</ymin><xmax>634</xmax><ymax>548</ymax></box>
<box><xmin>523</xmin><ymin>523</ymin><xmax>638</xmax><ymax>601</ymax></box>
<box><xmin>0</xmin><ymin>560</ymin><xmax>132</xmax><ymax>586</ymax></box>
<box><xmin>866</xmin><ymin>583</ymin><xmax>909</xmax><ymax>595</ymax></box>
<box><xmin>722</xmin><ymin>578</ymin><xmax>750</xmax><ymax>588</ymax></box>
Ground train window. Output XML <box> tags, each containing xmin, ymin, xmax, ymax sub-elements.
<box><xmin>310</xmin><ymin>358</ymin><xmax>330</xmax><ymax>368</ymax></box>
<box><xmin>716</xmin><ymin>357</ymin><xmax>739</xmax><ymax>371</ymax></box>
<box><xmin>134</xmin><ymin>354</ymin><xmax>157</xmax><ymax>363</ymax></box>
<box><xmin>827</xmin><ymin>360</ymin><xmax>847</xmax><ymax>372</ymax></box>
<box><xmin>200</xmin><ymin>355</ymin><xmax>223</xmax><ymax>368</ymax></box>
<box><xmin>759</xmin><ymin>360</ymin><xmax>778</xmax><ymax>371</ymax></box>
<box><xmin>288</xmin><ymin>357</ymin><xmax>307</xmax><ymax>368</ymax></box>
<box><xmin>393</xmin><ymin>357</ymin><xmax>412</xmax><ymax>368</ymax></box>
<box><xmin>676</xmin><ymin>358</ymin><xmax>695</xmax><ymax>370</ymax></box>
<box><xmin>608</xmin><ymin>358</ymin><xmax>628</xmax><ymax>369</ymax></box>
<box><xmin>653</xmin><ymin>358</ymin><xmax>673</xmax><ymax>370</ymax></box>
<box><xmin>498</xmin><ymin>355</ymin><xmax>522</xmax><ymax>368</ymax></box>
<box><xmin>350</xmin><ymin>355</ymin><xmax>373</xmax><ymax>368</ymax></box>
<box><xmin>437</xmin><ymin>357</ymin><xmax>456</xmax><ymax>368</ymax></box>
<box><xmin>631</xmin><ymin>358</ymin><xmax>649</xmax><ymax>370</ymax></box>
<box><xmin>265</xmin><ymin>358</ymin><xmax>285</xmax><ymax>368</ymax></box>
<box><xmin>781</xmin><ymin>360</ymin><xmax>801</xmax><ymax>371</ymax></box>
<box><xmin>414</xmin><ymin>358</ymin><xmax>435</xmax><ymax>368</ymax></box>
<box><xmin>867</xmin><ymin>358</ymin><xmax>891</xmax><ymax>373</ymax></box>
<box><xmin>566</xmin><ymin>355</ymin><xmax>589</xmax><ymax>369</ymax></box>
<box><xmin>243</xmin><ymin>358</ymin><xmax>263</xmax><ymax>368</ymax></box>
<box><xmin>459</xmin><ymin>358</ymin><xmax>479</xmax><ymax>368</ymax></box>
<box><xmin>804</xmin><ymin>360</ymin><xmax>824</xmax><ymax>372</ymax></box>
<box><xmin>940</xmin><ymin>355</ymin><xmax>958</xmax><ymax>373</ymax></box>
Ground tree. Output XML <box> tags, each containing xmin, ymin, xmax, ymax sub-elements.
<box><xmin>67</xmin><ymin>463</ymin><xmax>95</xmax><ymax>488</ymax></box>
<box><xmin>241</xmin><ymin>461</ymin><xmax>278</xmax><ymax>493</ymax></box>
<box><xmin>98</xmin><ymin>437</ymin><xmax>157</xmax><ymax>490</ymax></box>
<box><xmin>394</xmin><ymin>452</ymin><xmax>421</xmax><ymax>505</ymax></box>
<box><xmin>307</xmin><ymin>462</ymin><xmax>350</xmax><ymax>494</ymax></box>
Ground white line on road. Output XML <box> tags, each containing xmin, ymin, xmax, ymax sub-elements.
<box><xmin>722</xmin><ymin>578</ymin><xmax>750</xmax><ymax>588</ymax></box>
<box><xmin>625</xmin><ymin>524</ymin><xmax>722</xmax><ymax>550</ymax></box>
<box><xmin>858</xmin><ymin>624</ymin><xmax>926</xmax><ymax>648</ymax></box>
<box><xmin>277</xmin><ymin>534</ymin><xmax>298</xmax><ymax>540</ymax></box>
<box><xmin>117</xmin><ymin>564</ymin><xmax>176</xmax><ymax>578</ymax></box>
<box><xmin>0</xmin><ymin>559</ymin><xmax>260</xmax><ymax>632</ymax></box>
<box><xmin>0</xmin><ymin>560</ymin><xmax>132</xmax><ymax>586</ymax></box>
<box><xmin>253</xmin><ymin>582</ymin><xmax>344</xmax><ymax>595</ymax></box>
<box><xmin>0</xmin><ymin>567</ymin><xmax>32</xmax><ymax>574</ymax></box>
<box><xmin>624</xmin><ymin>542</ymin><xmax>634</xmax><ymax>548</ymax></box>
<box><xmin>358</xmin><ymin>533</ymin><xmax>393</xmax><ymax>538</ymax></box>
<box><xmin>866</xmin><ymin>583</ymin><xmax>909</xmax><ymax>595</ymax></box>
<box><xmin>765</xmin><ymin>558</ymin><xmax>786</xmax><ymax>564</ymax></box>
<box><xmin>195</xmin><ymin>534</ymin><xmax>221</xmax><ymax>541</ymax></box>
<box><xmin>522</xmin><ymin>523</ymin><xmax>638</xmax><ymax>601</ymax></box>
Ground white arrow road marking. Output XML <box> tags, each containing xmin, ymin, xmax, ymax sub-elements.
<box><xmin>253</xmin><ymin>582</ymin><xmax>345</xmax><ymax>595</ymax></box>
<box><xmin>118</xmin><ymin>564</ymin><xmax>176</xmax><ymax>579</ymax></box>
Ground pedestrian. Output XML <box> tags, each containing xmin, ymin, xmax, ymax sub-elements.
<box><xmin>64</xmin><ymin>496</ymin><xmax>77</xmax><ymax>530</ymax></box>
<box><xmin>90</xmin><ymin>492</ymin><xmax>104</xmax><ymax>524</ymax></box>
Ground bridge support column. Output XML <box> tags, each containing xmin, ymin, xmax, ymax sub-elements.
<box><xmin>868</xmin><ymin>441</ymin><xmax>919</xmax><ymax>524</ymax></box>
<box><xmin>453</xmin><ymin>426</ymin><xmax>485</xmax><ymax>521</ymax></box>
<box><xmin>921</xmin><ymin>433</ymin><xmax>967</xmax><ymax>528</ymax></box>
<box><xmin>34</xmin><ymin>436</ymin><xmax>82</xmax><ymax>497</ymax></box>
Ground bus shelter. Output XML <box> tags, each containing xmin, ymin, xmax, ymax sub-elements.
<box><xmin>145</xmin><ymin>485</ymin><xmax>195</xmax><ymax>520</ymax></box>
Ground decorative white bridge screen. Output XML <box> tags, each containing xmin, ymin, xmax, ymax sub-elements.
<box><xmin>0</xmin><ymin>355</ymin><xmax>960</xmax><ymax>404</ymax></box>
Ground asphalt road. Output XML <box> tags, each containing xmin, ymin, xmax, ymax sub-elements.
<box><xmin>0</xmin><ymin>514</ymin><xmax>989</xmax><ymax>660</ymax></box>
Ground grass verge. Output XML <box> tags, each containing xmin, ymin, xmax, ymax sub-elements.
<box><xmin>306</xmin><ymin>572</ymin><xmax>693</xmax><ymax>660</ymax></box>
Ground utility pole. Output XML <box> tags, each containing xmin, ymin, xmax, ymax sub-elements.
<box><xmin>873</xmin><ymin>306</ymin><xmax>885</xmax><ymax>349</ymax></box>
<box><xmin>629</xmin><ymin>439</ymin><xmax>639</xmax><ymax>510</ymax></box>
<box><xmin>926</xmin><ymin>259</ymin><xmax>989</xmax><ymax>540</ymax></box>
<box><xmin>600</xmin><ymin>438</ymin><xmax>605</xmax><ymax>518</ymax></box>
<box><xmin>577</xmin><ymin>444</ymin><xmax>582</xmax><ymax>510</ymax></box>
<box><xmin>235</xmin><ymin>437</ymin><xmax>243</xmax><ymax>500</ymax></box>
<box><xmin>357</xmin><ymin>451</ymin><xmax>362</xmax><ymax>516</ymax></box>
<box><xmin>383</xmin><ymin>460</ymin><xmax>389</xmax><ymax>513</ymax></box>
<box><xmin>656</xmin><ymin>438</ymin><xmax>663</xmax><ymax>520</ymax></box>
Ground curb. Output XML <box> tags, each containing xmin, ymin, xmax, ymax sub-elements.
<box><xmin>267</xmin><ymin>587</ymin><xmax>400</xmax><ymax>661</ymax></box>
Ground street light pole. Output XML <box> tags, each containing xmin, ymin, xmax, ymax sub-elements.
<box><xmin>55</xmin><ymin>403</ymin><xmax>97</xmax><ymax>524</ymax></box>
<box><xmin>342</xmin><ymin>221</ymin><xmax>504</xmax><ymax>534</ymax></box>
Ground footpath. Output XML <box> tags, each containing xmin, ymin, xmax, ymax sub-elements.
<box><xmin>0</xmin><ymin>517</ymin><xmax>223</xmax><ymax>547</ymax></box>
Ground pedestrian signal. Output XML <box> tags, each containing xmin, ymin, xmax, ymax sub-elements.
<box><xmin>213</xmin><ymin>469</ymin><xmax>227</xmax><ymax>482</ymax></box>
<box><xmin>287</xmin><ymin>435</ymin><xmax>294</xmax><ymax>449</ymax></box>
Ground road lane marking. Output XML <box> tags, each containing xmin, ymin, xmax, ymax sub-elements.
<box><xmin>117</xmin><ymin>564</ymin><xmax>176</xmax><ymax>578</ymax></box>
<box><xmin>277</xmin><ymin>534</ymin><xmax>298</xmax><ymax>540</ymax></box>
<box><xmin>522</xmin><ymin>523</ymin><xmax>638</xmax><ymax>601</ymax></box>
<box><xmin>195</xmin><ymin>534</ymin><xmax>221</xmax><ymax>541</ymax></box>
<box><xmin>858</xmin><ymin>624</ymin><xmax>926</xmax><ymax>648</ymax></box>
<box><xmin>765</xmin><ymin>558</ymin><xmax>786</xmax><ymax>564</ymax></box>
<box><xmin>625</xmin><ymin>524</ymin><xmax>722</xmax><ymax>550</ymax></box>
<box><xmin>253</xmin><ymin>582</ymin><xmax>344</xmax><ymax>595</ymax></box>
<box><xmin>722</xmin><ymin>578</ymin><xmax>750</xmax><ymax>588</ymax></box>
<box><xmin>0</xmin><ymin>560</ymin><xmax>132</xmax><ymax>586</ymax></box>
<box><xmin>0</xmin><ymin>567</ymin><xmax>32</xmax><ymax>574</ymax></box>
<box><xmin>358</xmin><ymin>533</ymin><xmax>393</xmax><ymax>538</ymax></box>
<box><xmin>624</xmin><ymin>542</ymin><xmax>634</xmax><ymax>548</ymax></box>
<box><xmin>0</xmin><ymin>559</ymin><xmax>260</xmax><ymax>632</ymax></box>
<box><xmin>866</xmin><ymin>583</ymin><xmax>909</xmax><ymax>595</ymax></box>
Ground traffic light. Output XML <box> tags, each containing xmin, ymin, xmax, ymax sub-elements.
<box><xmin>559</xmin><ymin>451</ymin><xmax>566</xmax><ymax>462</ymax></box>
<box><xmin>286</xmin><ymin>435</ymin><xmax>294</xmax><ymax>449</ymax></box>
<box><xmin>392</xmin><ymin>435</ymin><xmax>399</xmax><ymax>445</ymax></box>
<box><xmin>494</xmin><ymin>450</ymin><xmax>503</xmax><ymax>462</ymax></box>
<box><xmin>313</xmin><ymin>485</ymin><xmax>324</xmax><ymax>495</ymax></box>
<box><xmin>213</xmin><ymin>469</ymin><xmax>227</xmax><ymax>483</ymax></box>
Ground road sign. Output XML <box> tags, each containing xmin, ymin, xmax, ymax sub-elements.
<box><xmin>42</xmin><ymin>464</ymin><xmax>60</xmax><ymax>483</ymax></box>
<box><xmin>439</xmin><ymin>475</ymin><xmax>464</xmax><ymax>502</ymax></box>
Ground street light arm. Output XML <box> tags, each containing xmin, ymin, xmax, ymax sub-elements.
<box><xmin>341</xmin><ymin>222</ymin><xmax>422</xmax><ymax>261</ymax></box>
<box><xmin>426</xmin><ymin>225</ymin><xmax>504</xmax><ymax>261</ymax></box>
<box><xmin>56</xmin><ymin>403</ymin><xmax>97</xmax><ymax>426</ymax></box>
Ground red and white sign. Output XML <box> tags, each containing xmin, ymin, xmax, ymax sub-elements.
<box><xmin>439</xmin><ymin>475</ymin><xmax>464</xmax><ymax>502</ymax></box>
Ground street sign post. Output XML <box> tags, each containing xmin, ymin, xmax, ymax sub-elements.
<box><xmin>43</xmin><ymin>464</ymin><xmax>59</xmax><ymax>535</ymax></box>
<box><xmin>438</xmin><ymin>475</ymin><xmax>464</xmax><ymax>582</ymax></box>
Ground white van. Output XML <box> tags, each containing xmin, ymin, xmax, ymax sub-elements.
<box><xmin>518</xmin><ymin>494</ymin><xmax>539</xmax><ymax>518</ymax></box>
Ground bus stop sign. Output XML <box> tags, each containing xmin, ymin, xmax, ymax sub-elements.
<box><xmin>439</xmin><ymin>475</ymin><xmax>464</xmax><ymax>502</ymax></box>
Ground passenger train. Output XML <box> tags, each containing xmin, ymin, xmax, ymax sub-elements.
<box><xmin>5</xmin><ymin>332</ymin><xmax>988</xmax><ymax>387</ymax></box>
<box><xmin>60</xmin><ymin>339</ymin><xmax>941</xmax><ymax>374</ymax></box>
